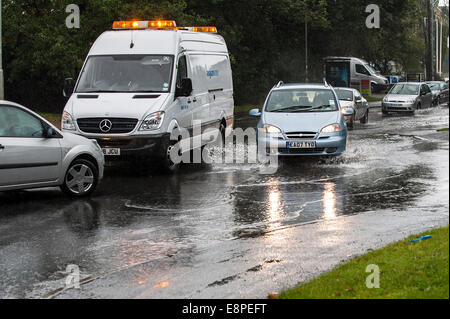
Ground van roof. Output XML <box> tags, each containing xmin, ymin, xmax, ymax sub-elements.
<box><xmin>324</xmin><ymin>56</ymin><xmax>368</xmax><ymax>64</ymax></box>
<box><xmin>89</xmin><ymin>30</ymin><xmax>228</xmax><ymax>56</ymax></box>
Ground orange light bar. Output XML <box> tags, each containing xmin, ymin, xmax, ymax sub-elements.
<box><xmin>112</xmin><ymin>20</ymin><xmax>177</xmax><ymax>29</ymax></box>
<box><xmin>113</xmin><ymin>21</ymin><xmax>143</xmax><ymax>29</ymax></box>
<box><xmin>148</xmin><ymin>20</ymin><xmax>177</xmax><ymax>28</ymax></box>
<box><xmin>192</xmin><ymin>26</ymin><xmax>217</xmax><ymax>33</ymax></box>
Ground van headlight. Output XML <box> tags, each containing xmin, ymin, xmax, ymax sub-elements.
<box><xmin>62</xmin><ymin>112</ymin><xmax>76</xmax><ymax>131</ymax></box>
<box><xmin>140</xmin><ymin>112</ymin><xmax>165</xmax><ymax>131</ymax></box>
<box><xmin>321</xmin><ymin>124</ymin><xmax>341</xmax><ymax>133</ymax></box>
<box><xmin>261</xmin><ymin>125</ymin><xmax>282</xmax><ymax>134</ymax></box>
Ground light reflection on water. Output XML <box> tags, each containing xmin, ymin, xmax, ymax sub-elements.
<box><xmin>322</xmin><ymin>182</ymin><xmax>337</xmax><ymax>220</ymax></box>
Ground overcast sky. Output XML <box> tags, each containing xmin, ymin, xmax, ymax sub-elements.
<box><xmin>440</xmin><ymin>0</ymin><xmax>449</xmax><ymax>6</ymax></box>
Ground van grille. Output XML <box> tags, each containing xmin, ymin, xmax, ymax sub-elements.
<box><xmin>77</xmin><ymin>118</ymin><xmax>139</xmax><ymax>134</ymax></box>
<box><xmin>285</xmin><ymin>132</ymin><xmax>317</xmax><ymax>139</ymax></box>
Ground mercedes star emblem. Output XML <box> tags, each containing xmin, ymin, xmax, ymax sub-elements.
<box><xmin>99</xmin><ymin>119</ymin><xmax>113</xmax><ymax>133</ymax></box>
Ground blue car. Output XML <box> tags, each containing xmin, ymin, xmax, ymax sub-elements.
<box><xmin>249</xmin><ymin>82</ymin><xmax>354</xmax><ymax>157</ymax></box>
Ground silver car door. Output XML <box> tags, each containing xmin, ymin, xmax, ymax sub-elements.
<box><xmin>0</xmin><ymin>105</ymin><xmax>62</xmax><ymax>187</ymax></box>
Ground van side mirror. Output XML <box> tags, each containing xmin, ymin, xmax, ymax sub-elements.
<box><xmin>176</xmin><ymin>78</ymin><xmax>193</xmax><ymax>97</ymax></box>
<box><xmin>63</xmin><ymin>78</ymin><xmax>75</xmax><ymax>97</ymax></box>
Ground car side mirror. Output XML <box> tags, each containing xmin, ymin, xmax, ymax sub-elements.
<box><xmin>355</xmin><ymin>96</ymin><xmax>362</xmax><ymax>102</ymax></box>
<box><xmin>175</xmin><ymin>78</ymin><xmax>193</xmax><ymax>97</ymax></box>
<box><xmin>63</xmin><ymin>78</ymin><xmax>75</xmax><ymax>97</ymax></box>
<box><xmin>249</xmin><ymin>109</ymin><xmax>262</xmax><ymax>117</ymax></box>
<box><xmin>342</xmin><ymin>108</ymin><xmax>355</xmax><ymax>116</ymax></box>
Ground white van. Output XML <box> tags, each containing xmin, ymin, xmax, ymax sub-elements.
<box><xmin>62</xmin><ymin>20</ymin><xmax>234</xmax><ymax>171</ymax></box>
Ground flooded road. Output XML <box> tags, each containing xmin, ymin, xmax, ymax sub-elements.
<box><xmin>0</xmin><ymin>106</ymin><xmax>449</xmax><ymax>299</ymax></box>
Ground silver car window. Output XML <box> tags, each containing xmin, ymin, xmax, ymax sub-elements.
<box><xmin>0</xmin><ymin>106</ymin><xmax>45</xmax><ymax>138</ymax></box>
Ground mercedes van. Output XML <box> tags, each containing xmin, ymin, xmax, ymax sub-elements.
<box><xmin>62</xmin><ymin>20</ymin><xmax>234</xmax><ymax>171</ymax></box>
<box><xmin>324</xmin><ymin>57</ymin><xmax>388</xmax><ymax>93</ymax></box>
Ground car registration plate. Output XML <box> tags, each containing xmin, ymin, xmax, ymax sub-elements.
<box><xmin>287</xmin><ymin>141</ymin><xmax>316</xmax><ymax>149</ymax></box>
<box><xmin>102</xmin><ymin>148</ymin><xmax>121</xmax><ymax>156</ymax></box>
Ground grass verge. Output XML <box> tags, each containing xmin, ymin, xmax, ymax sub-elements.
<box><xmin>39</xmin><ymin>112</ymin><xmax>61</xmax><ymax>128</ymax></box>
<box><xmin>365</xmin><ymin>96</ymin><xmax>384</xmax><ymax>102</ymax></box>
<box><xmin>279</xmin><ymin>226</ymin><xmax>449</xmax><ymax>299</ymax></box>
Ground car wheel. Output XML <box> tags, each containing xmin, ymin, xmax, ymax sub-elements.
<box><xmin>61</xmin><ymin>159</ymin><xmax>98</xmax><ymax>197</ymax></box>
<box><xmin>347</xmin><ymin>117</ymin><xmax>355</xmax><ymax>130</ymax></box>
<box><xmin>360</xmin><ymin>109</ymin><xmax>369</xmax><ymax>124</ymax></box>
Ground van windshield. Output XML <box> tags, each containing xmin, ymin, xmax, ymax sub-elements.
<box><xmin>266</xmin><ymin>89</ymin><xmax>339</xmax><ymax>113</ymax></box>
<box><xmin>76</xmin><ymin>55</ymin><xmax>174</xmax><ymax>93</ymax></box>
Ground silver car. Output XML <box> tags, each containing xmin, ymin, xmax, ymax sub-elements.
<box><xmin>334</xmin><ymin>88</ymin><xmax>369</xmax><ymax>129</ymax></box>
<box><xmin>0</xmin><ymin>101</ymin><xmax>104</xmax><ymax>197</ymax></box>
<box><xmin>249</xmin><ymin>83</ymin><xmax>353</xmax><ymax>157</ymax></box>
<box><xmin>382</xmin><ymin>82</ymin><xmax>433</xmax><ymax>115</ymax></box>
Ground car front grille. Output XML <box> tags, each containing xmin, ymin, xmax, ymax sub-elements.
<box><xmin>285</xmin><ymin>132</ymin><xmax>317</xmax><ymax>140</ymax></box>
<box><xmin>77</xmin><ymin>118</ymin><xmax>139</xmax><ymax>134</ymax></box>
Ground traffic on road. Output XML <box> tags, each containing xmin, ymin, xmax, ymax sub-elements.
<box><xmin>0</xmin><ymin>17</ymin><xmax>449</xmax><ymax>301</ymax></box>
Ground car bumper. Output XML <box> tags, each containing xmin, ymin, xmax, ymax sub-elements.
<box><xmin>259</xmin><ymin>135</ymin><xmax>347</xmax><ymax>157</ymax></box>
<box><xmin>95</xmin><ymin>134</ymin><xmax>170</xmax><ymax>161</ymax></box>
<box><xmin>382</xmin><ymin>102</ymin><xmax>415</xmax><ymax>112</ymax></box>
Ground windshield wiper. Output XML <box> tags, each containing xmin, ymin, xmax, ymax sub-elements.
<box><xmin>270</xmin><ymin>106</ymin><xmax>311</xmax><ymax>113</ymax></box>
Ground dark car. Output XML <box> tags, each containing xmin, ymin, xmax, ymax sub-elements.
<box><xmin>426</xmin><ymin>81</ymin><xmax>449</xmax><ymax>106</ymax></box>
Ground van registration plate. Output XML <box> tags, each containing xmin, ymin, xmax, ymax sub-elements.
<box><xmin>287</xmin><ymin>141</ymin><xmax>316</xmax><ymax>149</ymax></box>
<box><xmin>102</xmin><ymin>148</ymin><xmax>121</xmax><ymax>156</ymax></box>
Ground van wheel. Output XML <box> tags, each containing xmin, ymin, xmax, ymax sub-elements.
<box><xmin>360</xmin><ymin>109</ymin><xmax>369</xmax><ymax>124</ymax></box>
<box><xmin>161</xmin><ymin>137</ymin><xmax>180</xmax><ymax>173</ymax></box>
<box><xmin>61</xmin><ymin>159</ymin><xmax>98</xmax><ymax>197</ymax></box>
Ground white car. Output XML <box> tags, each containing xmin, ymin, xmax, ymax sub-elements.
<box><xmin>0</xmin><ymin>101</ymin><xmax>104</xmax><ymax>197</ymax></box>
<box><xmin>61</xmin><ymin>20</ymin><xmax>234</xmax><ymax>172</ymax></box>
<box><xmin>334</xmin><ymin>87</ymin><xmax>369</xmax><ymax>129</ymax></box>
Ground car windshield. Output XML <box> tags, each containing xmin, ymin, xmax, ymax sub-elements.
<box><xmin>76</xmin><ymin>55</ymin><xmax>174</xmax><ymax>93</ymax></box>
<box><xmin>335</xmin><ymin>89</ymin><xmax>354</xmax><ymax>101</ymax></box>
<box><xmin>427</xmin><ymin>83</ymin><xmax>441</xmax><ymax>90</ymax></box>
<box><xmin>266</xmin><ymin>89</ymin><xmax>339</xmax><ymax>113</ymax></box>
<box><xmin>390</xmin><ymin>84</ymin><xmax>420</xmax><ymax>95</ymax></box>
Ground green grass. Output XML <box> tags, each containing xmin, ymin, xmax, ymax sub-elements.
<box><xmin>39</xmin><ymin>113</ymin><xmax>61</xmax><ymax>128</ymax></box>
<box><xmin>365</xmin><ymin>96</ymin><xmax>384</xmax><ymax>102</ymax></box>
<box><xmin>279</xmin><ymin>227</ymin><xmax>449</xmax><ymax>299</ymax></box>
<box><xmin>437</xmin><ymin>128</ymin><xmax>449</xmax><ymax>132</ymax></box>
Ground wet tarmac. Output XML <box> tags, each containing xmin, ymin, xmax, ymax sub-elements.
<box><xmin>0</xmin><ymin>105</ymin><xmax>449</xmax><ymax>299</ymax></box>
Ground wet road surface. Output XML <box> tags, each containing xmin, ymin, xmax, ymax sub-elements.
<box><xmin>0</xmin><ymin>105</ymin><xmax>449</xmax><ymax>298</ymax></box>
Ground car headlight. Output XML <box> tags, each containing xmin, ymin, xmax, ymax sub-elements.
<box><xmin>261</xmin><ymin>125</ymin><xmax>282</xmax><ymax>134</ymax></box>
<box><xmin>139</xmin><ymin>112</ymin><xmax>165</xmax><ymax>131</ymax></box>
<box><xmin>321</xmin><ymin>124</ymin><xmax>341</xmax><ymax>133</ymax></box>
<box><xmin>62</xmin><ymin>112</ymin><xmax>76</xmax><ymax>131</ymax></box>
<box><xmin>407</xmin><ymin>98</ymin><xmax>416</xmax><ymax>103</ymax></box>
